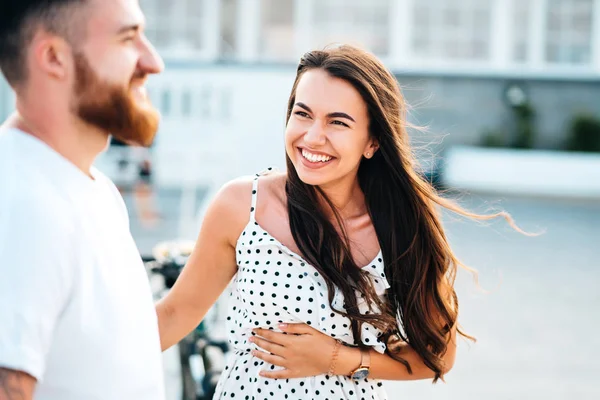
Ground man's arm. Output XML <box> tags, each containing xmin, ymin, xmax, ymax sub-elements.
<box><xmin>0</xmin><ymin>368</ymin><xmax>36</xmax><ymax>400</ymax></box>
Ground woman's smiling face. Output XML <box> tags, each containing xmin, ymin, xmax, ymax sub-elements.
<box><xmin>285</xmin><ymin>68</ymin><xmax>377</xmax><ymax>187</ymax></box>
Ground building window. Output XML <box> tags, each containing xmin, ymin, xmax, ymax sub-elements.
<box><xmin>411</xmin><ymin>0</ymin><xmax>493</xmax><ymax>61</ymax></box>
<box><xmin>259</xmin><ymin>0</ymin><xmax>295</xmax><ymax>61</ymax></box>
<box><xmin>513</xmin><ymin>0</ymin><xmax>532</xmax><ymax>63</ymax></box>
<box><xmin>141</xmin><ymin>0</ymin><xmax>206</xmax><ymax>57</ymax></box>
<box><xmin>311</xmin><ymin>0</ymin><xmax>391</xmax><ymax>56</ymax></box>
<box><xmin>545</xmin><ymin>0</ymin><xmax>593</xmax><ymax>64</ymax></box>
<box><xmin>219</xmin><ymin>0</ymin><xmax>239</xmax><ymax>60</ymax></box>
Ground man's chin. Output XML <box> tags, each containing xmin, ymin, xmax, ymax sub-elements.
<box><xmin>133</xmin><ymin>95</ymin><xmax>154</xmax><ymax>110</ymax></box>
<box><xmin>112</xmin><ymin>129</ymin><xmax>158</xmax><ymax>148</ymax></box>
<box><xmin>133</xmin><ymin>132</ymin><xmax>158</xmax><ymax>148</ymax></box>
<box><xmin>113</xmin><ymin>106</ymin><xmax>160</xmax><ymax>147</ymax></box>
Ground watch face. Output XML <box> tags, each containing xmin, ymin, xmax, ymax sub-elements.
<box><xmin>351</xmin><ymin>368</ymin><xmax>369</xmax><ymax>380</ymax></box>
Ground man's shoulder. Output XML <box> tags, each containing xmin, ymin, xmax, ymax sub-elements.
<box><xmin>91</xmin><ymin>167</ymin><xmax>121</xmax><ymax>197</ymax></box>
<box><xmin>90</xmin><ymin>166</ymin><xmax>129</xmax><ymax>219</ymax></box>
<box><xmin>0</xmin><ymin>129</ymin><xmax>66</xmax><ymax>197</ymax></box>
<box><xmin>0</xmin><ymin>161</ymin><xmax>76</xmax><ymax>239</ymax></box>
<box><xmin>0</xmin><ymin>171</ymin><xmax>78</xmax><ymax>283</ymax></box>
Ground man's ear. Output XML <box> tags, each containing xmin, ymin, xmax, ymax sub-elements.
<box><xmin>31</xmin><ymin>31</ymin><xmax>72</xmax><ymax>81</ymax></box>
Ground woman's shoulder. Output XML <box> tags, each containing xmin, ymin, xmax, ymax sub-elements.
<box><xmin>213</xmin><ymin>170</ymin><xmax>286</xmax><ymax>215</ymax></box>
<box><xmin>257</xmin><ymin>168</ymin><xmax>286</xmax><ymax>187</ymax></box>
<box><xmin>221</xmin><ymin>169</ymin><xmax>284</xmax><ymax>196</ymax></box>
<box><xmin>256</xmin><ymin>169</ymin><xmax>287</xmax><ymax>205</ymax></box>
<box><xmin>208</xmin><ymin>170</ymin><xmax>285</xmax><ymax>244</ymax></box>
<box><xmin>219</xmin><ymin>175</ymin><xmax>255</xmax><ymax>197</ymax></box>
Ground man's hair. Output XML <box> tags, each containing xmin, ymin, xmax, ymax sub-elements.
<box><xmin>0</xmin><ymin>0</ymin><xmax>88</xmax><ymax>85</ymax></box>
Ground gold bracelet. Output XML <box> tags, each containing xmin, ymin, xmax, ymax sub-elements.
<box><xmin>327</xmin><ymin>340</ymin><xmax>342</xmax><ymax>376</ymax></box>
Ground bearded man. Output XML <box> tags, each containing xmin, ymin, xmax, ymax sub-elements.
<box><xmin>0</xmin><ymin>1</ymin><xmax>167</xmax><ymax>399</ymax></box>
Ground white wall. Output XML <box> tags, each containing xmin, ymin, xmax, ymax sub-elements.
<box><xmin>145</xmin><ymin>66</ymin><xmax>296</xmax><ymax>188</ymax></box>
<box><xmin>443</xmin><ymin>146</ymin><xmax>600</xmax><ymax>199</ymax></box>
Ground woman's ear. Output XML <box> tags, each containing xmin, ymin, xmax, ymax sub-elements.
<box><xmin>364</xmin><ymin>140</ymin><xmax>379</xmax><ymax>159</ymax></box>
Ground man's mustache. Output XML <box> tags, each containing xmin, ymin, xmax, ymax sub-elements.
<box><xmin>130</xmin><ymin>70</ymin><xmax>148</xmax><ymax>84</ymax></box>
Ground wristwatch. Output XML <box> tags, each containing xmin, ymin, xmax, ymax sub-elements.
<box><xmin>350</xmin><ymin>347</ymin><xmax>371</xmax><ymax>380</ymax></box>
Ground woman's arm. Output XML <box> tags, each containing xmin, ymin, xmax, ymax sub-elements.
<box><xmin>336</xmin><ymin>324</ymin><xmax>457</xmax><ymax>380</ymax></box>
<box><xmin>155</xmin><ymin>178</ymin><xmax>253</xmax><ymax>351</ymax></box>
<box><xmin>250</xmin><ymin>321</ymin><xmax>457</xmax><ymax>381</ymax></box>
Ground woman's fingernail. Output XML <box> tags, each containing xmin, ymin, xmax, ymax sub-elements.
<box><xmin>279</xmin><ymin>323</ymin><xmax>288</xmax><ymax>329</ymax></box>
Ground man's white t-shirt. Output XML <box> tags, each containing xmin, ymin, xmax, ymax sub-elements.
<box><xmin>0</xmin><ymin>128</ymin><xmax>165</xmax><ymax>399</ymax></box>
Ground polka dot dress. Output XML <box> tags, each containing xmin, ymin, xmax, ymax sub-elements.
<box><xmin>213</xmin><ymin>173</ymin><xmax>390</xmax><ymax>400</ymax></box>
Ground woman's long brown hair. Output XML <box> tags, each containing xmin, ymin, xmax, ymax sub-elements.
<box><xmin>284</xmin><ymin>45</ymin><xmax>517</xmax><ymax>382</ymax></box>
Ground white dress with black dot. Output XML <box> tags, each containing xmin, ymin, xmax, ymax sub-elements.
<box><xmin>213</xmin><ymin>173</ymin><xmax>390</xmax><ymax>400</ymax></box>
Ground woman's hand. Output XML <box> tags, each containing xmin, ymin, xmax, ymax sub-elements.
<box><xmin>249</xmin><ymin>323</ymin><xmax>339</xmax><ymax>379</ymax></box>
<box><xmin>251</xmin><ymin>321</ymin><xmax>458</xmax><ymax>382</ymax></box>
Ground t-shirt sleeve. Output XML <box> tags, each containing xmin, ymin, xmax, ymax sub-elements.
<box><xmin>0</xmin><ymin>187</ymin><xmax>75</xmax><ymax>381</ymax></box>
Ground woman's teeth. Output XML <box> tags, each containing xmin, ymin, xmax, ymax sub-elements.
<box><xmin>302</xmin><ymin>149</ymin><xmax>332</xmax><ymax>163</ymax></box>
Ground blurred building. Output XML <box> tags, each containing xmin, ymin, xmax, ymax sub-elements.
<box><xmin>140</xmin><ymin>0</ymin><xmax>599</xmax><ymax>71</ymax></box>
<box><xmin>1</xmin><ymin>0</ymin><xmax>599</xmax><ymax>185</ymax></box>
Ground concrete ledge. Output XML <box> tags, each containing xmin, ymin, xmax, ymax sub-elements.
<box><xmin>441</xmin><ymin>146</ymin><xmax>600</xmax><ymax>199</ymax></box>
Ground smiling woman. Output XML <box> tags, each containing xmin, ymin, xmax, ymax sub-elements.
<box><xmin>155</xmin><ymin>44</ymin><xmax>521</xmax><ymax>400</ymax></box>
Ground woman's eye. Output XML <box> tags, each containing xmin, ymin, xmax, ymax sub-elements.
<box><xmin>294</xmin><ymin>111</ymin><xmax>310</xmax><ymax>118</ymax></box>
<box><xmin>332</xmin><ymin>120</ymin><xmax>349</xmax><ymax>127</ymax></box>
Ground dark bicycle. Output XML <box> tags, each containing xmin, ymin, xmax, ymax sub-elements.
<box><xmin>143</xmin><ymin>240</ymin><xmax>229</xmax><ymax>400</ymax></box>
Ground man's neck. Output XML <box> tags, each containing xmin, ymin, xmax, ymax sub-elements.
<box><xmin>7</xmin><ymin>109</ymin><xmax>109</xmax><ymax>179</ymax></box>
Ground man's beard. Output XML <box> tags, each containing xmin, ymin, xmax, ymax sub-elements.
<box><xmin>72</xmin><ymin>53</ymin><xmax>160</xmax><ymax>147</ymax></box>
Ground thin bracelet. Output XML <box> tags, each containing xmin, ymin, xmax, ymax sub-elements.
<box><xmin>327</xmin><ymin>340</ymin><xmax>342</xmax><ymax>376</ymax></box>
